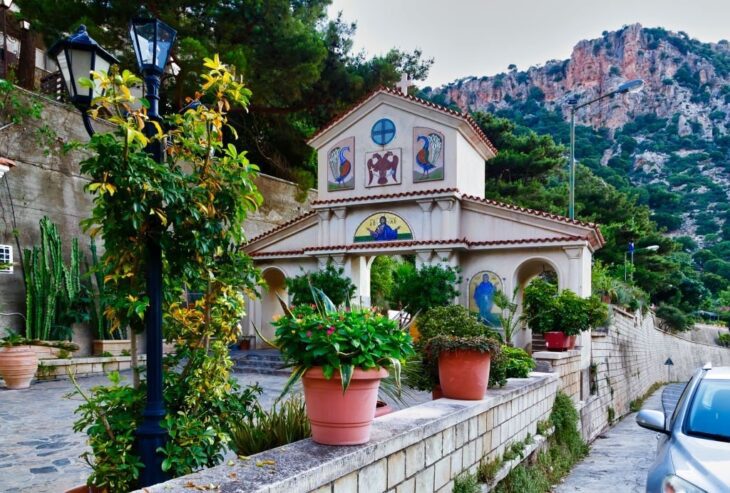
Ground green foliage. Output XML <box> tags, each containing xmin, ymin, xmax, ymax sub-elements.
<box><xmin>491</xmin><ymin>289</ymin><xmax>521</xmax><ymax>345</ymax></box>
<box><xmin>23</xmin><ymin>217</ymin><xmax>83</xmax><ymax>341</ymax></box>
<box><xmin>390</xmin><ymin>263</ymin><xmax>461</xmax><ymax>315</ymax></box>
<box><xmin>426</xmin><ymin>334</ymin><xmax>501</xmax><ymax>357</ymax></box>
<box><xmin>536</xmin><ymin>419</ymin><xmax>551</xmax><ymax>436</ymax></box>
<box><xmin>522</xmin><ymin>278</ymin><xmax>607</xmax><ymax>336</ymax></box>
<box><xmin>87</xmin><ymin>238</ymin><xmax>124</xmax><ymax>340</ymax></box>
<box><xmin>285</xmin><ymin>262</ymin><xmax>356</xmax><ymax>307</ymax></box>
<box><xmin>656</xmin><ymin>304</ymin><xmax>693</xmax><ymax>332</ymax></box>
<box><xmin>717</xmin><ymin>332</ymin><xmax>730</xmax><ymax>347</ymax></box>
<box><xmin>230</xmin><ymin>393</ymin><xmax>311</xmax><ymax>456</ymax></box>
<box><xmin>70</xmin><ymin>58</ymin><xmax>265</xmax><ymax>489</ymax></box>
<box><xmin>489</xmin><ymin>345</ymin><xmax>535</xmax><ymax>388</ymax></box>
<box><xmin>453</xmin><ymin>472</ymin><xmax>480</xmax><ymax>493</ymax></box>
<box><xmin>272</xmin><ymin>300</ymin><xmax>414</xmax><ymax>393</ymax></box>
<box><xmin>477</xmin><ymin>455</ymin><xmax>503</xmax><ymax>483</ymax></box>
<box><xmin>370</xmin><ymin>256</ymin><xmax>398</xmax><ymax>309</ymax></box>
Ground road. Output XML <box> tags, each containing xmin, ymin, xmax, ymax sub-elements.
<box><xmin>555</xmin><ymin>384</ymin><xmax>685</xmax><ymax>493</ymax></box>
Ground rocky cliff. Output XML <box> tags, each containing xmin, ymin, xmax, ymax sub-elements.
<box><xmin>425</xmin><ymin>24</ymin><xmax>730</xmax><ymax>242</ymax></box>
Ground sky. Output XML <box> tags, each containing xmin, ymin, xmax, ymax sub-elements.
<box><xmin>327</xmin><ymin>0</ymin><xmax>730</xmax><ymax>88</ymax></box>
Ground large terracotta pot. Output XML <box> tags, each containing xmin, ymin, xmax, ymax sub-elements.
<box><xmin>0</xmin><ymin>346</ymin><xmax>38</xmax><ymax>389</ymax></box>
<box><xmin>438</xmin><ymin>349</ymin><xmax>491</xmax><ymax>400</ymax></box>
<box><xmin>432</xmin><ymin>384</ymin><xmax>444</xmax><ymax>400</ymax></box>
<box><xmin>64</xmin><ymin>484</ymin><xmax>104</xmax><ymax>493</ymax></box>
<box><xmin>544</xmin><ymin>331</ymin><xmax>577</xmax><ymax>351</ymax></box>
<box><xmin>302</xmin><ymin>366</ymin><xmax>387</xmax><ymax>445</ymax></box>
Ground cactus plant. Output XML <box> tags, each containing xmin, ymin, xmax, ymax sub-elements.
<box><xmin>23</xmin><ymin>217</ymin><xmax>83</xmax><ymax>340</ymax></box>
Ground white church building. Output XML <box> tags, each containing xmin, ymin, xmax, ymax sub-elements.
<box><xmin>243</xmin><ymin>86</ymin><xmax>604</xmax><ymax>355</ymax></box>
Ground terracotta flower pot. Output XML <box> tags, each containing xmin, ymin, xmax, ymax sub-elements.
<box><xmin>64</xmin><ymin>484</ymin><xmax>104</xmax><ymax>493</ymax></box>
<box><xmin>438</xmin><ymin>349</ymin><xmax>491</xmax><ymax>400</ymax></box>
<box><xmin>544</xmin><ymin>331</ymin><xmax>577</xmax><ymax>351</ymax></box>
<box><xmin>0</xmin><ymin>346</ymin><xmax>38</xmax><ymax>389</ymax></box>
<box><xmin>302</xmin><ymin>366</ymin><xmax>388</xmax><ymax>445</ymax></box>
<box><xmin>375</xmin><ymin>399</ymin><xmax>393</xmax><ymax>418</ymax></box>
<box><xmin>432</xmin><ymin>384</ymin><xmax>444</xmax><ymax>400</ymax></box>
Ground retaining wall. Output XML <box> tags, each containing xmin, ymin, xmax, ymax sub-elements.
<box><xmin>141</xmin><ymin>374</ymin><xmax>559</xmax><ymax>493</ymax></box>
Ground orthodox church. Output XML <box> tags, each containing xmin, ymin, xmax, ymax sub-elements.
<box><xmin>242</xmin><ymin>83</ymin><xmax>603</xmax><ymax>354</ymax></box>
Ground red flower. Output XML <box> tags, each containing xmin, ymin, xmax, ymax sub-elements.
<box><xmin>327</xmin><ymin>326</ymin><xmax>335</xmax><ymax>336</ymax></box>
<box><xmin>306</xmin><ymin>330</ymin><xmax>312</xmax><ymax>338</ymax></box>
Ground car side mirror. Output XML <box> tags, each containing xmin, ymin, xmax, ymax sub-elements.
<box><xmin>636</xmin><ymin>409</ymin><xmax>669</xmax><ymax>434</ymax></box>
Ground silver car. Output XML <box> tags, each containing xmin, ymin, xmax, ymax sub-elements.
<box><xmin>637</xmin><ymin>364</ymin><xmax>730</xmax><ymax>493</ymax></box>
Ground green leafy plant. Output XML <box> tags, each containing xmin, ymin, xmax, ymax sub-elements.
<box><xmin>490</xmin><ymin>345</ymin><xmax>537</xmax><ymax>387</ymax></box>
<box><xmin>453</xmin><ymin>472</ymin><xmax>480</xmax><ymax>493</ymax></box>
<box><xmin>717</xmin><ymin>332</ymin><xmax>730</xmax><ymax>347</ymax></box>
<box><xmin>269</xmin><ymin>288</ymin><xmax>414</xmax><ymax>394</ymax></box>
<box><xmin>285</xmin><ymin>262</ymin><xmax>355</xmax><ymax>307</ymax></box>
<box><xmin>656</xmin><ymin>304</ymin><xmax>694</xmax><ymax>332</ymax></box>
<box><xmin>426</xmin><ymin>334</ymin><xmax>501</xmax><ymax>358</ymax></box>
<box><xmin>477</xmin><ymin>455</ymin><xmax>503</xmax><ymax>483</ymax></box>
<box><xmin>0</xmin><ymin>331</ymin><xmax>28</xmax><ymax>347</ymax></box>
<box><xmin>522</xmin><ymin>278</ymin><xmax>607</xmax><ymax>336</ymax></box>
<box><xmin>492</xmin><ymin>289</ymin><xmax>522</xmax><ymax>345</ymax></box>
<box><xmin>230</xmin><ymin>393</ymin><xmax>311</xmax><ymax>456</ymax></box>
<box><xmin>389</xmin><ymin>263</ymin><xmax>461</xmax><ymax>314</ymax></box>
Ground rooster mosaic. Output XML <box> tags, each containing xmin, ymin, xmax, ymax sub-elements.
<box><xmin>415</xmin><ymin>132</ymin><xmax>443</xmax><ymax>179</ymax></box>
<box><xmin>328</xmin><ymin>145</ymin><xmax>352</xmax><ymax>186</ymax></box>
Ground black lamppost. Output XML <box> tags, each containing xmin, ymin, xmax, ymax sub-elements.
<box><xmin>1</xmin><ymin>0</ymin><xmax>14</xmax><ymax>79</ymax></box>
<box><xmin>567</xmin><ymin>78</ymin><xmax>644</xmax><ymax>219</ymax></box>
<box><xmin>49</xmin><ymin>14</ymin><xmax>176</xmax><ymax>488</ymax></box>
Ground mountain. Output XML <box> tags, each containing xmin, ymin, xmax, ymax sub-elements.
<box><xmin>424</xmin><ymin>24</ymin><xmax>730</xmax><ymax>245</ymax></box>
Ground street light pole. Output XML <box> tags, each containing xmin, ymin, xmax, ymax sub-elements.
<box><xmin>567</xmin><ymin>79</ymin><xmax>644</xmax><ymax>220</ymax></box>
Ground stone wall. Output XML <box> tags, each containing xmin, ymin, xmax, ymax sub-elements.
<box><xmin>579</xmin><ymin>307</ymin><xmax>730</xmax><ymax>442</ymax></box>
<box><xmin>141</xmin><ymin>374</ymin><xmax>559</xmax><ymax>493</ymax></box>
<box><xmin>532</xmin><ymin>350</ymin><xmax>582</xmax><ymax>403</ymax></box>
<box><xmin>0</xmin><ymin>86</ymin><xmax>314</xmax><ymax>333</ymax></box>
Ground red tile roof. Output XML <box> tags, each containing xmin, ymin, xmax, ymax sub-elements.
<box><xmin>249</xmin><ymin>235</ymin><xmax>590</xmax><ymax>258</ymax></box>
<box><xmin>307</xmin><ymin>87</ymin><xmax>498</xmax><ymax>156</ymax></box>
<box><xmin>311</xmin><ymin>188</ymin><xmax>459</xmax><ymax>206</ymax></box>
<box><xmin>246</xmin><ymin>210</ymin><xmax>317</xmax><ymax>244</ymax></box>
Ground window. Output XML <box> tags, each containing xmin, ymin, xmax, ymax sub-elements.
<box><xmin>684</xmin><ymin>379</ymin><xmax>730</xmax><ymax>442</ymax></box>
<box><xmin>0</xmin><ymin>245</ymin><xmax>12</xmax><ymax>273</ymax></box>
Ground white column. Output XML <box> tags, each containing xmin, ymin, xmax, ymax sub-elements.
<box><xmin>417</xmin><ymin>199</ymin><xmax>434</xmax><ymax>241</ymax></box>
<box><xmin>563</xmin><ymin>245</ymin><xmax>593</xmax><ymax>376</ymax></box>
<box><xmin>317</xmin><ymin>209</ymin><xmax>331</xmax><ymax>247</ymax></box>
<box><xmin>351</xmin><ymin>255</ymin><xmax>373</xmax><ymax>307</ymax></box>
<box><xmin>415</xmin><ymin>249</ymin><xmax>433</xmax><ymax>268</ymax></box>
<box><xmin>436</xmin><ymin>199</ymin><xmax>456</xmax><ymax>239</ymax></box>
<box><xmin>332</xmin><ymin>207</ymin><xmax>346</xmax><ymax>245</ymax></box>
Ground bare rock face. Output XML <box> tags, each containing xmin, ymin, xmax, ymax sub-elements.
<box><xmin>431</xmin><ymin>24</ymin><xmax>729</xmax><ymax>133</ymax></box>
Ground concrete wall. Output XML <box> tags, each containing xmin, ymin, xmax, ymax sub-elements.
<box><xmin>0</xmin><ymin>87</ymin><xmax>315</xmax><ymax>334</ymax></box>
<box><xmin>142</xmin><ymin>373</ymin><xmax>559</xmax><ymax>493</ymax></box>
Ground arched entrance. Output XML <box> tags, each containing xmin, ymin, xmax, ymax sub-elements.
<box><xmin>260</xmin><ymin>267</ymin><xmax>288</xmax><ymax>347</ymax></box>
<box><xmin>513</xmin><ymin>258</ymin><xmax>560</xmax><ymax>351</ymax></box>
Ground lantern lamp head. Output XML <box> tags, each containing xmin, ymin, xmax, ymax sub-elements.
<box><xmin>47</xmin><ymin>25</ymin><xmax>119</xmax><ymax>110</ymax></box>
<box><xmin>129</xmin><ymin>12</ymin><xmax>176</xmax><ymax>76</ymax></box>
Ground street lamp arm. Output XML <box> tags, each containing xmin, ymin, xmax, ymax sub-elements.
<box><xmin>573</xmin><ymin>88</ymin><xmax>621</xmax><ymax>112</ymax></box>
<box><xmin>81</xmin><ymin>112</ymin><xmax>96</xmax><ymax>137</ymax></box>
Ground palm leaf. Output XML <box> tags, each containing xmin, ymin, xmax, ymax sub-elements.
<box><xmin>278</xmin><ymin>365</ymin><xmax>306</xmax><ymax>401</ymax></box>
<box><xmin>252</xmin><ymin>321</ymin><xmax>279</xmax><ymax>349</ymax></box>
<box><xmin>275</xmin><ymin>292</ymin><xmax>294</xmax><ymax>318</ymax></box>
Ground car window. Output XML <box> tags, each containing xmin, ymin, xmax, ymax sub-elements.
<box><xmin>684</xmin><ymin>379</ymin><xmax>730</xmax><ymax>442</ymax></box>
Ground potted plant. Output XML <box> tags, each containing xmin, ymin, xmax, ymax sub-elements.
<box><xmin>406</xmin><ymin>305</ymin><xmax>500</xmax><ymax>400</ymax></box>
<box><xmin>427</xmin><ymin>334</ymin><xmax>500</xmax><ymax>400</ymax></box>
<box><xmin>264</xmin><ymin>289</ymin><xmax>413</xmax><ymax>445</ymax></box>
<box><xmin>0</xmin><ymin>332</ymin><xmax>39</xmax><ymax>389</ymax></box>
<box><xmin>523</xmin><ymin>278</ymin><xmax>608</xmax><ymax>351</ymax></box>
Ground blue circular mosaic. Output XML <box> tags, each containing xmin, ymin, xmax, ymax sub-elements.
<box><xmin>371</xmin><ymin>118</ymin><xmax>396</xmax><ymax>146</ymax></box>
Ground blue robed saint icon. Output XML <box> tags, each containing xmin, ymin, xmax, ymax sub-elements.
<box><xmin>368</xmin><ymin>215</ymin><xmax>399</xmax><ymax>241</ymax></box>
<box><xmin>473</xmin><ymin>273</ymin><xmax>499</xmax><ymax>326</ymax></box>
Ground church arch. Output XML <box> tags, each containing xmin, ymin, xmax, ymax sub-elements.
<box><xmin>259</xmin><ymin>267</ymin><xmax>288</xmax><ymax>346</ymax></box>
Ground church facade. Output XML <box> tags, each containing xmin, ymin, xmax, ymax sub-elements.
<box><xmin>243</xmin><ymin>87</ymin><xmax>603</xmax><ymax>357</ymax></box>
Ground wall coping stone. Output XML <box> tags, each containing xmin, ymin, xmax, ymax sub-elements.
<box><xmin>39</xmin><ymin>355</ymin><xmax>148</xmax><ymax>366</ymax></box>
<box><xmin>532</xmin><ymin>350</ymin><xmax>581</xmax><ymax>361</ymax></box>
<box><xmin>138</xmin><ymin>373</ymin><xmax>558</xmax><ymax>493</ymax></box>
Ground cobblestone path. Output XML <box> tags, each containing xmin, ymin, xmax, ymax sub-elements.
<box><xmin>0</xmin><ymin>370</ymin><xmax>428</xmax><ymax>493</ymax></box>
<box><xmin>555</xmin><ymin>384</ymin><xmax>685</xmax><ymax>493</ymax></box>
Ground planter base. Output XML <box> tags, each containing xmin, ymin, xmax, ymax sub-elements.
<box><xmin>93</xmin><ymin>340</ymin><xmax>132</xmax><ymax>357</ymax></box>
<box><xmin>303</xmin><ymin>367</ymin><xmax>387</xmax><ymax>445</ymax></box>
<box><xmin>544</xmin><ymin>332</ymin><xmax>577</xmax><ymax>351</ymax></box>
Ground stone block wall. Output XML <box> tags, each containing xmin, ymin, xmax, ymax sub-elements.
<box><xmin>141</xmin><ymin>374</ymin><xmax>559</xmax><ymax>493</ymax></box>
<box><xmin>532</xmin><ymin>350</ymin><xmax>581</xmax><ymax>403</ymax></box>
<box><xmin>0</xmin><ymin>87</ymin><xmax>315</xmax><ymax>333</ymax></box>
<box><xmin>572</xmin><ymin>307</ymin><xmax>730</xmax><ymax>442</ymax></box>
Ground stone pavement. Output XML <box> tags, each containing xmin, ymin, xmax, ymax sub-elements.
<box><xmin>0</xmin><ymin>370</ymin><xmax>429</xmax><ymax>493</ymax></box>
<box><xmin>555</xmin><ymin>385</ymin><xmax>679</xmax><ymax>493</ymax></box>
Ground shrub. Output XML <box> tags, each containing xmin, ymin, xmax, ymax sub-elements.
<box><xmin>489</xmin><ymin>345</ymin><xmax>535</xmax><ymax>388</ymax></box>
<box><xmin>656</xmin><ymin>304</ymin><xmax>693</xmax><ymax>332</ymax></box>
<box><xmin>453</xmin><ymin>472</ymin><xmax>480</xmax><ymax>493</ymax></box>
<box><xmin>523</xmin><ymin>278</ymin><xmax>607</xmax><ymax>335</ymax></box>
<box><xmin>390</xmin><ymin>263</ymin><xmax>461</xmax><ymax>315</ymax></box>
<box><xmin>230</xmin><ymin>395</ymin><xmax>310</xmax><ymax>456</ymax></box>
<box><xmin>717</xmin><ymin>332</ymin><xmax>730</xmax><ymax>347</ymax></box>
<box><xmin>285</xmin><ymin>262</ymin><xmax>355</xmax><ymax>307</ymax></box>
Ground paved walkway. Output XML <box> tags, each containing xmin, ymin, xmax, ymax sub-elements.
<box><xmin>555</xmin><ymin>384</ymin><xmax>685</xmax><ymax>493</ymax></box>
<box><xmin>0</xmin><ymin>369</ymin><xmax>429</xmax><ymax>493</ymax></box>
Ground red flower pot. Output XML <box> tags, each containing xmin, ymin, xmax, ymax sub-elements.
<box><xmin>438</xmin><ymin>349</ymin><xmax>491</xmax><ymax>400</ymax></box>
<box><xmin>544</xmin><ymin>331</ymin><xmax>577</xmax><ymax>351</ymax></box>
<box><xmin>302</xmin><ymin>366</ymin><xmax>388</xmax><ymax>445</ymax></box>
<box><xmin>432</xmin><ymin>384</ymin><xmax>444</xmax><ymax>400</ymax></box>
